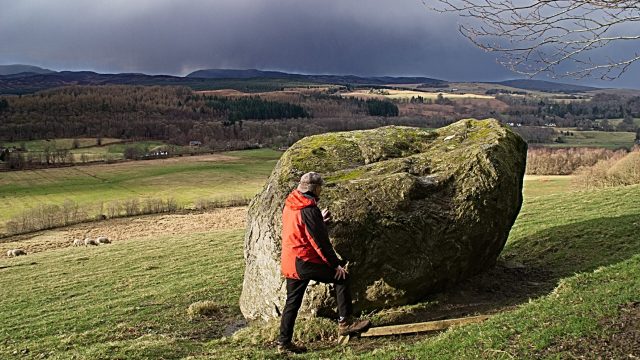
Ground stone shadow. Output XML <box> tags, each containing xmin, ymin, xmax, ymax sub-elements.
<box><xmin>372</xmin><ymin>213</ymin><xmax>640</xmax><ymax>325</ymax></box>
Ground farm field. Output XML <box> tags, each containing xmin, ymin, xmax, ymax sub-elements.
<box><xmin>0</xmin><ymin>149</ymin><xmax>569</xmax><ymax>233</ymax></box>
<box><xmin>1</xmin><ymin>167</ymin><xmax>639</xmax><ymax>358</ymax></box>
<box><xmin>3</xmin><ymin>138</ymin><xmax>179</xmax><ymax>162</ymax></box>
<box><xmin>607</xmin><ymin>117</ymin><xmax>640</xmax><ymax>127</ymax></box>
<box><xmin>0</xmin><ymin>149</ymin><xmax>282</xmax><ymax>231</ymax></box>
<box><xmin>523</xmin><ymin>175</ymin><xmax>574</xmax><ymax>198</ymax></box>
<box><xmin>547</xmin><ymin>128</ymin><xmax>637</xmax><ymax>149</ymax></box>
<box><xmin>67</xmin><ymin>140</ymin><xmax>169</xmax><ymax>162</ymax></box>
<box><xmin>341</xmin><ymin>89</ymin><xmax>494</xmax><ymax>100</ymax></box>
<box><xmin>3</xmin><ymin>138</ymin><xmax>123</xmax><ymax>151</ymax></box>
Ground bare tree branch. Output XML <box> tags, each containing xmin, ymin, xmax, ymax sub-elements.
<box><xmin>427</xmin><ymin>0</ymin><xmax>640</xmax><ymax>79</ymax></box>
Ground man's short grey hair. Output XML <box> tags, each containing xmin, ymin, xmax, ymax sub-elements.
<box><xmin>297</xmin><ymin>172</ymin><xmax>324</xmax><ymax>194</ymax></box>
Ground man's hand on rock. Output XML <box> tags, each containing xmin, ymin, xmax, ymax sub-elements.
<box><xmin>321</xmin><ymin>208</ymin><xmax>332</xmax><ymax>223</ymax></box>
<box><xmin>334</xmin><ymin>265</ymin><xmax>347</xmax><ymax>280</ymax></box>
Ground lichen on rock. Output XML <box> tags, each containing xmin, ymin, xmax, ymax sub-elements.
<box><xmin>240</xmin><ymin>118</ymin><xmax>527</xmax><ymax>320</ymax></box>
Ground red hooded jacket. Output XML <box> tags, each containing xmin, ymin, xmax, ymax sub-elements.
<box><xmin>281</xmin><ymin>190</ymin><xmax>341</xmax><ymax>279</ymax></box>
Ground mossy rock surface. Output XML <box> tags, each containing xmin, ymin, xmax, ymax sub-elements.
<box><xmin>240</xmin><ymin>118</ymin><xmax>527</xmax><ymax>320</ymax></box>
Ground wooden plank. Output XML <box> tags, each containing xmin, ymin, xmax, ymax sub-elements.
<box><xmin>360</xmin><ymin>315</ymin><xmax>490</xmax><ymax>337</ymax></box>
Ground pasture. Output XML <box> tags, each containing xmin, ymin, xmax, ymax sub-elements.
<box><xmin>2</xmin><ymin>138</ymin><xmax>180</xmax><ymax>162</ymax></box>
<box><xmin>2</xmin><ymin>167</ymin><xmax>639</xmax><ymax>358</ymax></box>
<box><xmin>522</xmin><ymin>175</ymin><xmax>573</xmax><ymax>198</ymax></box>
<box><xmin>607</xmin><ymin>117</ymin><xmax>640</xmax><ymax>127</ymax></box>
<box><xmin>0</xmin><ymin>149</ymin><xmax>281</xmax><ymax>232</ymax></box>
<box><xmin>67</xmin><ymin>140</ymin><xmax>169</xmax><ymax>162</ymax></box>
<box><xmin>2</xmin><ymin>138</ymin><xmax>123</xmax><ymax>151</ymax></box>
<box><xmin>549</xmin><ymin>129</ymin><xmax>637</xmax><ymax>149</ymax></box>
<box><xmin>341</xmin><ymin>89</ymin><xmax>495</xmax><ymax>100</ymax></box>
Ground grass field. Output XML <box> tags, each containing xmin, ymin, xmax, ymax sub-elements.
<box><xmin>607</xmin><ymin>118</ymin><xmax>640</xmax><ymax>127</ymax></box>
<box><xmin>0</xmin><ymin>149</ymin><xmax>282</xmax><ymax>230</ymax></box>
<box><xmin>341</xmin><ymin>89</ymin><xmax>495</xmax><ymax>100</ymax></box>
<box><xmin>523</xmin><ymin>175</ymin><xmax>574</xmax><ymax>198</ymax></box>
<box><xmin>67</xmin><ymin>140</ymin><xmax>169</xmax><ymax>162</ymax></box>
<box><xmin>3</xmin><ymin>138</ymin><xmax>123</xmax><ymax>151</ymax></box>
<box><xmin>1</xmin><ymin>229</ymin><xmax>246</xmax><ymax>359</ymax></box>
<box><xmin>1</xmin><ymin>164</ymin><xmax>639</xmax><ymax>358</ymax></box>
<box><xmin>548</xmin><ymin>128</ymin><xmax>637</xmax><ymax>149</ymax></box>
<box><xmin>2</xmin><ymin>138</ymin><xmax>174</xmax><ymax>162</ymax></box>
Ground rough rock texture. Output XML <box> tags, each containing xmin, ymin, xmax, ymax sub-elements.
<box><xmin>240</xmin><ymin>118</ymin><xmax>527</xmax><ymax>320</ymax></box>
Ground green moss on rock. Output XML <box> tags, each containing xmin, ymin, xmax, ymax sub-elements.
<box><xmin>241</xmin><ymin>119</ymin><xmax>527</xmax><ymax>320</ymax></box>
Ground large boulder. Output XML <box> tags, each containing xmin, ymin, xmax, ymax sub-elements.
<box><xmin>240</xmin><ymin>118</ymin><xmax>527</xmax><ymax>320</ymax></box>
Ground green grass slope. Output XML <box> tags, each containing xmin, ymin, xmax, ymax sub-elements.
<box><xmin>1</xmin><ymin>230</ymin><xmax>246</xmax><ymax>359</ymax></box>
<box><xmin>546</xmin><ymin>129</ymin><xmax>637</xmax><ymax>149</ymax></box>
<box><xmin>0</xmin><ymin>149</ymin><xmax>281</xmax><ymax>227</ymax></box>
<box><xmin>359</xmin><ymin>184</ymin><xmax>640</xmax><ymax>359</ymax></box>
<box><xmin>1</xmin><ymin>181</ymin><xmax>638</xmax><ymax>359</ymax></box>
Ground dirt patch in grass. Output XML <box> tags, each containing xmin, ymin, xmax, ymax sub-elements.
<box><xmin>539</xmin><ymin>301</ymin><xmax>640</xmax><ymax>358</ymax></box>
<box><xmin>0</xmin><ymin>207</ymin><xmax>247</xmax><ymax>256</ymax></box>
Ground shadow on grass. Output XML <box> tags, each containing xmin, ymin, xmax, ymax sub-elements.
<box><xmin>373</xmin><ymin>214</ymin><xmax>640</xmax><ymax>325</ymax></box>
<box><xmin>0</xmin><ymin>261</ymin><xmax>37</xmax><ymax>270</ymax></box>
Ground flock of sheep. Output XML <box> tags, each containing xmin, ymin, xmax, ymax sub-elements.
<box><xmin>73</xmin><ymin>236</ymin><xmax>111</xmax><ymax>247</ymax></box>
<box><xmin>5</xmin><ymin>236</ymin><xmax>111</xmax><ymax>258</ymax></box>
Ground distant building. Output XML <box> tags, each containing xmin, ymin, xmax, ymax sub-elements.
<box><xmin>189</xmin><ymin>141</ymin><xmax>202</xmax><ymax>147</ymax></box>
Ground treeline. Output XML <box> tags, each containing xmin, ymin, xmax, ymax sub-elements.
<box><xmin>497</xmin><ymin>93</ymin><xmax>640</xmax><ymax>130</ymax></box>
<box><xmin>526</xmin><ymin>147</ymin><xmax>628</xmax><ymax>175</ymax></box>
<box><xmin>205</xmin><ymin>96</ymin><xmax>309</xmax><ymax>123</ymax></box>
<box><xmin>2</xmin><ymin>146</ymin><xmax>73</xmax><ymax>169</ymax></box>
<box><xmin>526</xmin><ymin>146</ymin><xmax>640</xmax><ymax>189</ymax></box>
<box><xmin>3</xmin><ymin>197</ymin><xmax>174</xmax><ymax>236</ymax></box>
<box><xmin>574</xmin><ymin>149</ymin><xmax>640</xmax><ymax>189</ymax></box>
<box><xmin>512</xmin><ymin>127</ymin><xmax>557</xmax><ymax>144</ymax></box>
<box><xmin>364</xmin><ymin>99</ymin><xmax>399</xmax><ymax>117</ymax></box>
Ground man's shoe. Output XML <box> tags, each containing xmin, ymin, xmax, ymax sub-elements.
<box><xmin>338</xmin><ymin>317</ymin><xmax>371</xmax><ymax>336</ymax></box>
<box><xmin>277</xmin><ymin>341</ymin><xmax>307</xmax><ymax>354</ymax></box>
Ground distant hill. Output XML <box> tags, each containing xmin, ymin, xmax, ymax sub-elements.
<box><xmin>0</xmin><ymin>67</ymin><xmax>607</xmax><ymax>96</ymax></box>
<box><xmin>495</xmin><ymin>79</ymin><xmax>599</xmax><ymax>93</ymax></box>
<box><xmin>0</xmin><ymin>69</ymin><xmax>446</xmax><ymax>95</ymax></box>
<box><xmin>0</xmin><ymin>70</ymin><xmax>338</xmax><ymax>95</ymax></box>
<box><xmin>0</xmin><ymin>64</ymin><xmax>55</xmax><ymax>76</ymax></box>
<box><xmin>0</xmin><ymin>71</ymin><xmax>195</xmax><ymax>94</ymax></box>
<box><xmin>188</xmin><ymin>69</ymin><xmax>293</xmax><ymax>79</ymax></box>
<box><xmin>188</xmin><ymin>68</ymin><xmax>447</xmax><ymax>86</ymax></box>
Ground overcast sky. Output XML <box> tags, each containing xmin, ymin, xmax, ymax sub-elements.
<box><xmin>1</xmin><ymin>0</ymin><xmax>638</xmax><ymax>88</ymax></box>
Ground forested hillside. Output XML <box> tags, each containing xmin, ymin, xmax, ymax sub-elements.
<box><xmin>0</xmin><ymin>86</ymin><xmax>403</xmax><ymax>148</ymax></box>
<box><xmin>1</xmin><ymin>85</ymin><xmax>639</xmax><ymax>152</ymax></box>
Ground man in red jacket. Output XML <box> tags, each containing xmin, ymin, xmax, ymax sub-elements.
<box><xmin>277</xmin><ymin>172</ymin><xmax>370</xmax><ymax>354</ymax></box>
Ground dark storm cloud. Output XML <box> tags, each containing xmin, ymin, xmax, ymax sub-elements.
<box><xmin>0</xmin><ymin>0</ymin><xmax>637</xmax><ymax>87</ymax></box>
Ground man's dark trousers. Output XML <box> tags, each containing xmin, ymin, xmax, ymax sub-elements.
<box><xmin>278</xmin><ymin>258</ymin><xmax>352</xmax><ymax>344</ymax></box>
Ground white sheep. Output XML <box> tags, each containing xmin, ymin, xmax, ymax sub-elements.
<box><xmin>73</xmin><ymin>239</ymin><xmax>84</xmax><ymax>247</ymax></box>
<box><xmin>96</xmin><ymin>236</ymin><xmax>111</xmax><ymax>244</ymax></box>
<box><xmin>84</xmin><ymin>238</ymin><xmax>99</xmax><ymax>246</ymax></box>
<box><xmin>7</xmin><ymin>249</ymin><xmax>27</xmax><ymax>257</ymax></box>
